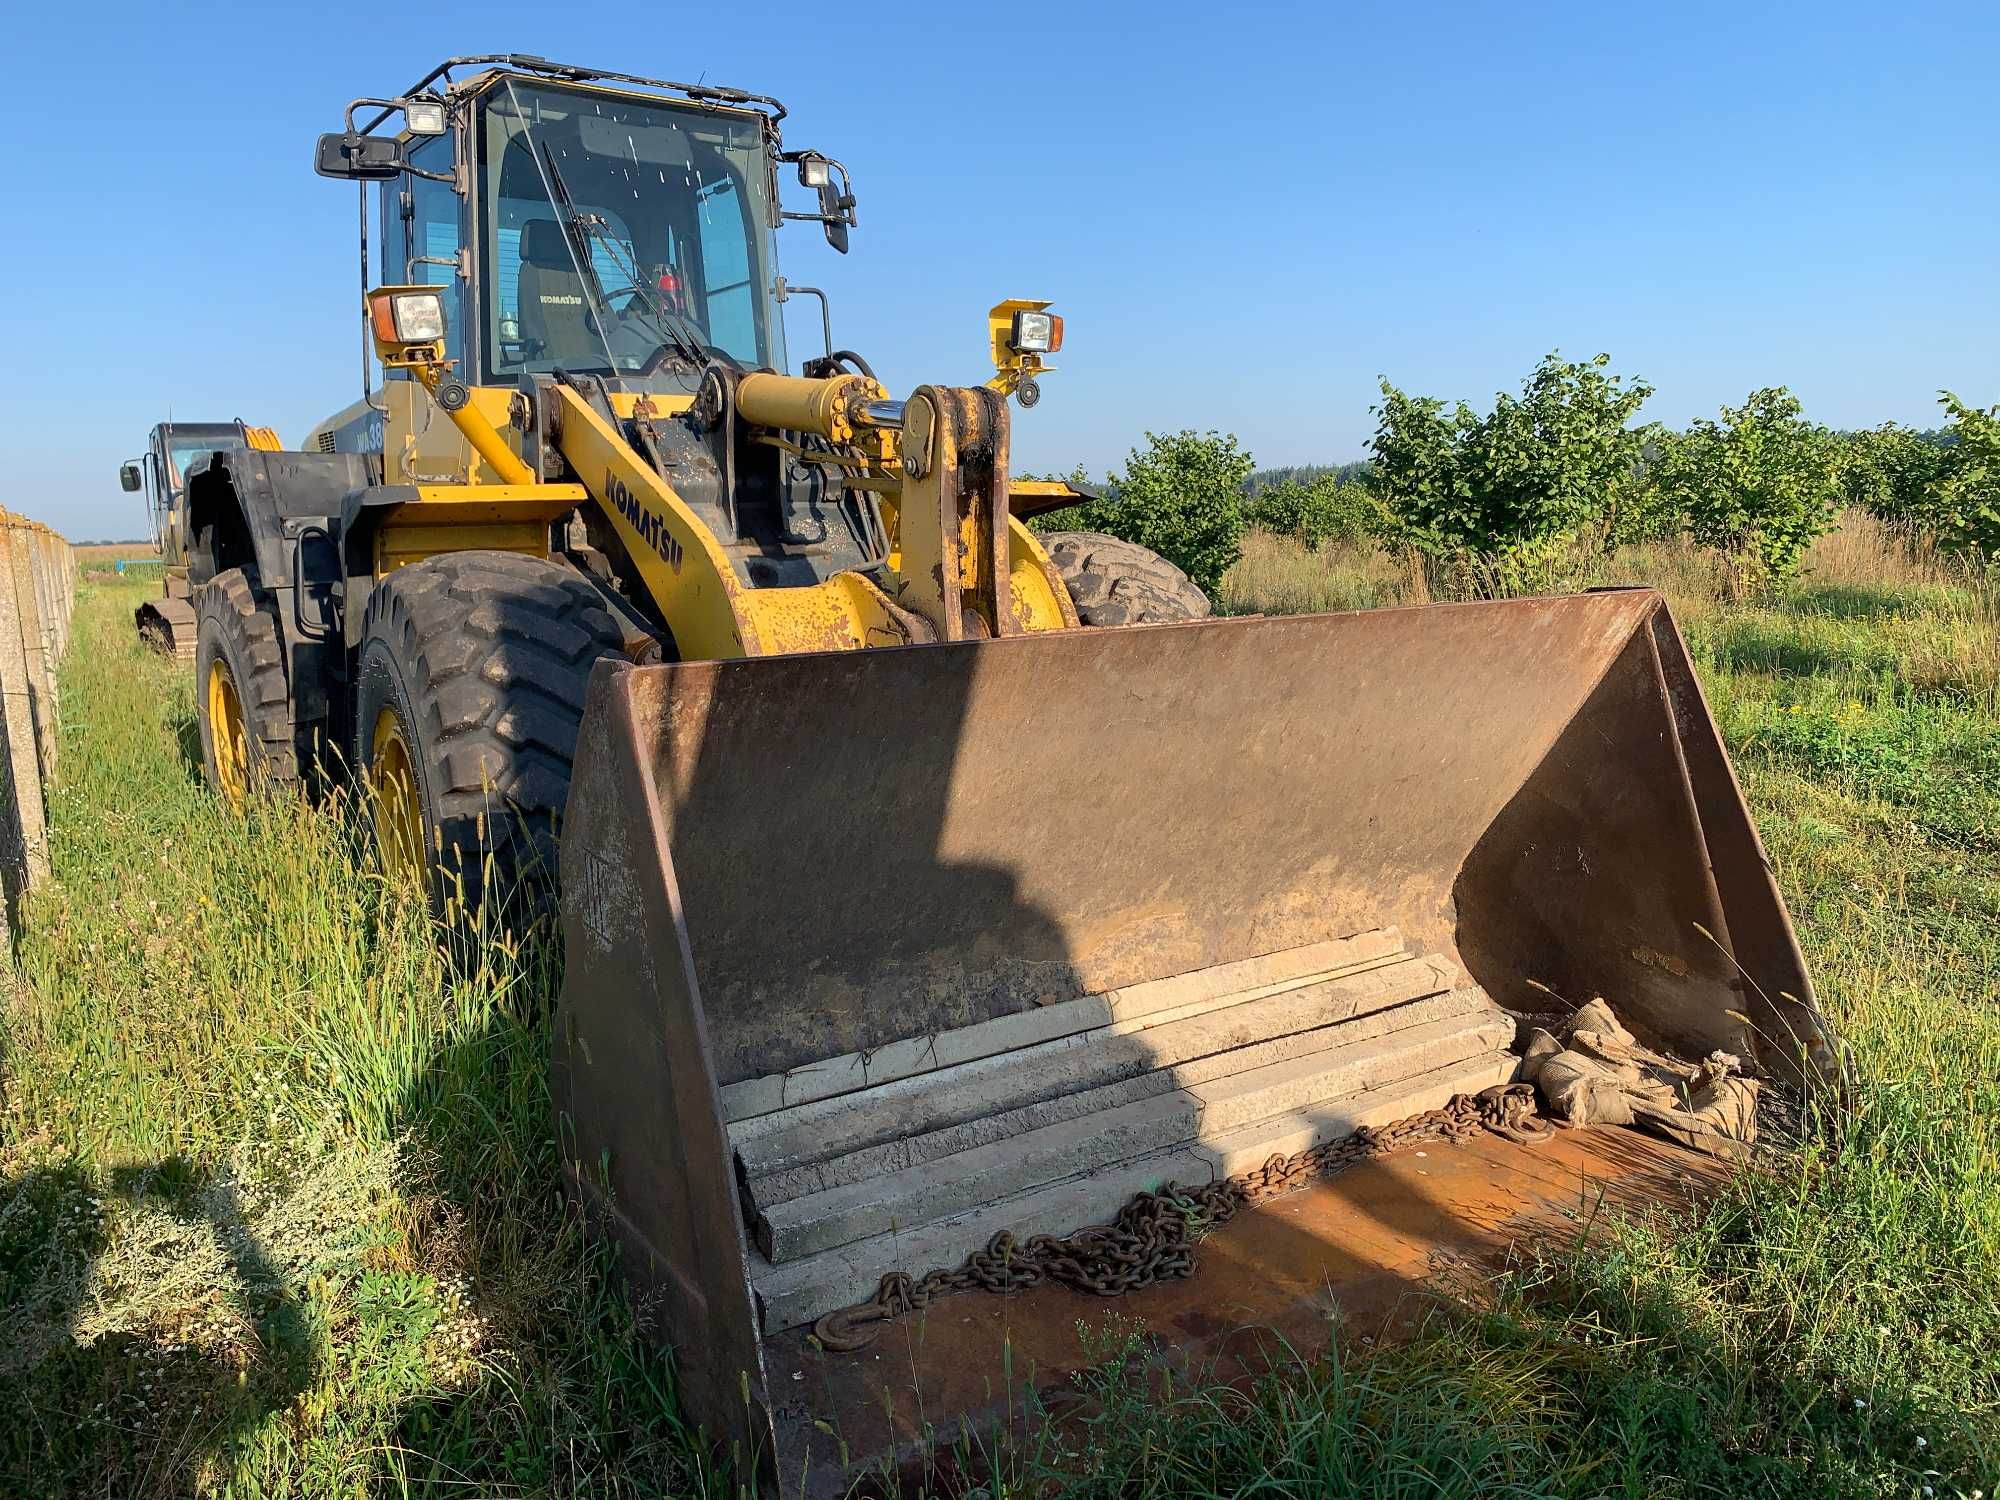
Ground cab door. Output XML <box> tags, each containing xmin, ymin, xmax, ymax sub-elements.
<box><xmin>378</xmin><ymin>130</ymin><xmax>474</xmax><ymax>480</ymax></box>
<box><xmin>145</xmin><ymin>430</ymin><xmax>183</xmax><ymax>568</ymax></box>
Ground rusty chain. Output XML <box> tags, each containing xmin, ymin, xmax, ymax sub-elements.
<box><xmin>811</xmin><ymin>1081</ymin><xmax>1551</xmax><ymax>1352</ymax></box>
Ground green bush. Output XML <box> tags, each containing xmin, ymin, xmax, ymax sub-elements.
<box><xmin>1029</xmin><ymin>432</ymin><xmax>1252</xmax><ymax>596</ymax></box>
<box><xmin>1108</xmin><ymin>430</ymin><xmax>1253</xmax><ymax>595</ymax></box>
<box><xmin>1601</xmin><ymin>424</ymin><xmax>1690</xmax><ymax>547</ymax></box>
<box><xmin>1244</xmin><ymin>474</ymin><xmax>1385</xmax><ymax>549</ymax></box>
<box><xmin>1655</xmin><ymin>387</ymin><xmax>1843</xmax><ymax>586</ymax></box>
<box><xmin>1370</xmin><ymin>353</ymin><xmax>1654</xmax><ymax>595</ymax></box>
<box><xmin>1936</xmin><ymin>392</ymin><xmax>2000</xmax><ymax>564</ymax></box>
<box><xmin>1837</xmin><ymin>423</ymin><xmax>1954</xmax><ymax>547</ymax></box>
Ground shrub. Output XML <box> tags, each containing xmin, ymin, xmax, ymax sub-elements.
<box><xmin>1030</xmin><ymin>432</ymin><xmax>1252</xmax><ymax>595</ymax></box>
<box><xmin>1936</xmin><ymin>392</ymin><xmax>2000</xmax><ymax>564</ymax></box>
<box><xmin>1244</xmin><ymin>475</ymin><xmax>1386</xmax><ymax>549</ymax></box>
<box><xmin>1370</xmin><ymin>353</ymin><xmax>1654</xmax><ymax>595</ymax></box>
<box><xmin>1106</xmin><ymin>430</ymin><xmax>1253</xmax><ymax>595</ymax></box>
<box><xmin>1655</xmin><ymin>387</ymin><xmax>1843</xmax><ymax>587</ymax></box>
<box><xmin>1837</xmin><ymin>423</ymin><xmax>1954</xmax><ymax>547</ymax></box>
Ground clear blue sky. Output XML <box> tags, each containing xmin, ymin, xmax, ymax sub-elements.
<box><xmin>6</xmin><ymin>0</ymin><xmax>1994</xmax><ymax>539</ymax></box>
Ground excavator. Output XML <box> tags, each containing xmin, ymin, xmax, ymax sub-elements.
<box><xmin>166</xmin><ymin>53</ymin><xmax>1833</xmax><ymax>1495</ymax></box>
<box><xmin>118</xmin><ymin>420</ymin><xmax>282</xmax><ymax>659</ymax></box>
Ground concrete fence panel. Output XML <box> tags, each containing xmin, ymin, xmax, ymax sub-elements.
<box><xmin>0</xmin><ymin>514</ymin><xmax>77</xmax><ymax>941</ymax></box>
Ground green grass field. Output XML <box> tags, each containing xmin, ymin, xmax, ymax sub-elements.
<box><xmin>4</xmin><ymin>520</ymin><xmax>1996</xmax><ymax>1497</ymax></box>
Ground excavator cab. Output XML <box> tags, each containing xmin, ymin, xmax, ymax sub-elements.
<box><xmin>120</xmin><ymin>422</ymin><xmax>240</xmax><ymax>562</ymax></box>
<box><xmin>122</xmin><ymin>420</ymin><xmax>281</xmax><ymax>661</ymax></box>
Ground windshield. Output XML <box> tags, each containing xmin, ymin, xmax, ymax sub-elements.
<box><xmin>167</xmin><ymin>444</ymin><xmax>211</xmax><ymax>486</ymax></box>
<box><xmin>479</xmin><ymin>79</ymin><xmax>783</xmax><ymax>381</ymax></box>
<box><xmin>163</xmin><ymin>426</ymin><xmax>240</xmax><ymax>489</ymax></box>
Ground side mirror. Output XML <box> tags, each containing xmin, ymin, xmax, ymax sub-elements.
<box><xmin>118</xmin><ymin>462</ymin><xmax>142</xmax><ymax>493</ymax></box>
<box><xmin>315</xmin><ymin>132</ymin><xmax>405</xmax><ymax>181</ymax></box>
<box><xmin>783</xmin><ymin>151</ymin><xmax>857</xmax><ymax>253</ymax></box>
<box><xmin>819</xmin><ymin>181</ymin><xmax>851</xmax><ymax>254</ymax></box>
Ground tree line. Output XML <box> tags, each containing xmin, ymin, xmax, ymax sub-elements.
<box><xmin>1032</xmin><ymin>355</ymin><xmax>1999</xmax><ymax>599</ymax></box>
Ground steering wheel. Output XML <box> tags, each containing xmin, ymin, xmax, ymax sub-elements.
<box><xmin>599</xmin><ymin>287</ymin><xmax>707</xmax><ymax>375</ymax></box>
<box><xmin>638</xmin><ymin>341</ymin><xmax>699</xmax><ymax>377</ymax></box>
<box><xmin>603</xmin><ymin>286</ymin><xmax>656</xmax><ymax>317</ymax></box>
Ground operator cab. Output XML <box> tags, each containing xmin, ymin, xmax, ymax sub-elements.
<box><xmin>478</xmin><ymin>79</ymin><xmax>779</xmax><ymax>383</ymax></box>
<box><xmin>318</xmin><ymin>57</ymin><xmax>875</xmax><ymax>591</ymax></box>
<box><xmin>118</xmin><ymin>422</ymin><xmax>243</xmax><ymax>562</ymax></box>
<box><xmin>349</xmin><ymin>64</ymin><xmax>847</xmax><ymax>397</ymax></box>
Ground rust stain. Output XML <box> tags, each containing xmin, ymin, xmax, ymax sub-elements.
<box><xmin>1632</xmin><ymin>944</ymin><xmax>1693</xmax><ymax>978</ymax></box>
<box><xmin>767</xmin><ymin>1124</ymin><xmax>1724</xmax><ymax>1487</ymax></box>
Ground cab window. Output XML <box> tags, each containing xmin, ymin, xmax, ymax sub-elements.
<box><xmin>379</xmin><ymin>133</ymin><xmax>465</xmax><ymax>376</ymax></box>
<box><xmin>477</xmin><ymin>79</ymin><xmax>782</xmax><ymax>380</ymax></box>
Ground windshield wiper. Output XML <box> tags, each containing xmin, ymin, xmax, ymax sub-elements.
<box><xmin>537</xmin><ymin>142</ymin><xmax>708</xmax><ymax>371</ymax></box>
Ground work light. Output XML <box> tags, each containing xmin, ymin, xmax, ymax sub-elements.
<box><xmin>366</xmin><ymin>287</ymin><xmax>449</xmax><ymax>362</ymax></box>
<box><xmin>404</xmin><ymin>100</ymin><xmax>447</xmax><ymax>135</ymax></box>
<box><xmin>391</xmin><ymin>292</ymin><xmax>445</xmax><ymax>342</ymax></box>
<box><xmin>1009</xmin><ymin>309</ymin><xmax>1064</xmax><ymax>354</ymax></box>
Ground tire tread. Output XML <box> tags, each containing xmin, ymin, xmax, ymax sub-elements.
<box><xmin>357</xmin><ymin>551</ymin><xmax>623</xmax><ymax>919</ymax></box>
<box><xmin>192</xmin><ymin>569</ymin><xmax>300</xmax><ymax>790</ymax></box>
<box><xmin>1041</xmin><ymin>531</ymin><xmax>1212</xmax><ymax>626</ymax></box>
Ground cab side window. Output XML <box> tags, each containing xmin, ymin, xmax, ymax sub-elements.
<box><xmin>402</xmin><ymin>133</ymin><xmax>465</xmax><ymax>374</ymax></box>
<box><xmin>143</xmin><ymin>448</ymin><xmax>168</xmax><ymax>549</ymax></box>
<box><xmin>695</xmin><ymin>176</ymin><xmax>756</xmax><ymax>363</ymax></box>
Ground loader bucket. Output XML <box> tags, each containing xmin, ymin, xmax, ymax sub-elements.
<box><xmin>553</xmin><ymin>587</ymin><xmax>1827</xmax><ymax>1494</ymax></box>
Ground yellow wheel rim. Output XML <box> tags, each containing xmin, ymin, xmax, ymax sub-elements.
<box><xmin>206</xmin><ymin>657</ymin><xmax>251</xmax><ymax>811</ymax></box>
<box><xmin>369</xmin><ymin>706</ymin><xmax>426</xmax><ymax>885</ymax></box>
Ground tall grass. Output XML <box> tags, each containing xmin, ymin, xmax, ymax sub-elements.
<box><xmin>1</xmin><ymin>586</ymin><xmax>706</xmax><ymax>1498</ymax></box>
<box><xmin>5</xmin><ymin>530</ymin><xmax>1997</xmax><ymax>1498</ymax></box>
<box><xmin>1219</xmin><ymin>531</ymin><xmax>1415</xmax><ymax>615</ymax></box>
<box><xmin>1197</xmin><ymin>516</ymin><xmax>2000</xmax><ymax>1496</ymax></box>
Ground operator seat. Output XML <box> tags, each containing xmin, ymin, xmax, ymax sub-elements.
<box><xmin>517</xmin><ymin>219</ymin><xmax>595</xmax><ymax>362</ymax></box>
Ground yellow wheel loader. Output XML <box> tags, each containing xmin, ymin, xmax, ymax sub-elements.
<box><xmin>178</xmin><ymin>53</ymin><xmax>1836</xmax><ymax>1494</ymax></box>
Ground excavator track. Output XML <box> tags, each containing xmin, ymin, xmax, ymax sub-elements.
<box><xmin>135</xmin><ymin>597</ymin><xmax>198</xmax><ymax>662</ymax></box>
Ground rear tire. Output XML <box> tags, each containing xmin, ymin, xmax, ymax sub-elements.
<box><xmin>1041</xmin><ymin>532</ymin><xmax>1211</xmax><ymax>626</ymax></box>
<box><xmin>354</xmin><ymin>551</ymin><xmax>624</xmax><ymax>923</ymax></box>
<box><xmin>192</xmin><ymin>570</ymin><xmax>299</xmax><ymax>806</ymax></box>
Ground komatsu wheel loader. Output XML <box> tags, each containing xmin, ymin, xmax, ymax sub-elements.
<box><xmin>176</xmin><ymin>53</ymin><xmax>1835</xmax><ymax>1495</ymax></box>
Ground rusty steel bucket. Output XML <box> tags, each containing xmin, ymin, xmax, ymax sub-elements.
<box><xmin>552</xmin><ymin>588</ymin><xmax>1827</xmax><ymax>1494</ymax></box>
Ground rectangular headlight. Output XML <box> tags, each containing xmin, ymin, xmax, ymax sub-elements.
<box><xmin>404</xmin><ymin>100</ymin><xmax>447</xmax><ymax>135</ymax></box>
<box><xmin>1010</xmin><ymin>309</ymin><xmax>1062</xmax><ymax>354</ymax></box>
<box><xmin>392</xmin><ymin>292</ymin><xmax>446</xmax><ymax>342</ymax></box>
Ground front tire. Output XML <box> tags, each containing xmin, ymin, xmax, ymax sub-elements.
<box><xmin>1040</xmin><ymin>532</ymin><xmax>1211</xmax><ymax>626</ymax></box>
<box><xmin>192</xmin><ymin>569</ymin><xmax>298</xmax><ymax>807</ymax></box>
<box><xmin>354</xmin><ymin>552</ymin><xmax>624</xmax><ymax>922</ymax></box>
